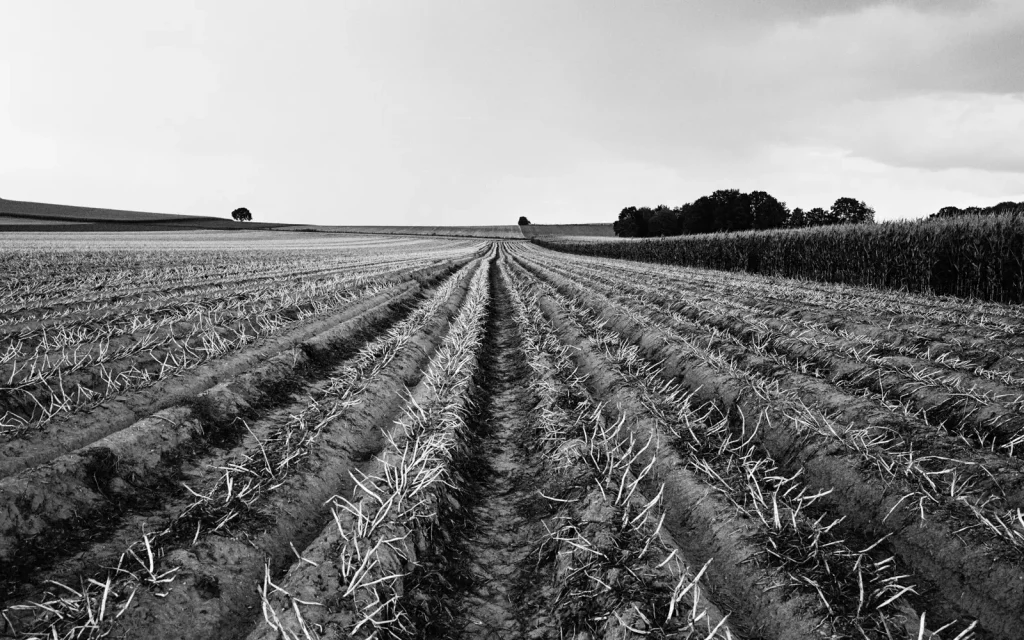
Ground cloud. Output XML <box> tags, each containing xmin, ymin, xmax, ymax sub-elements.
<box><xmin>552</xmin><ymin>0</ymin><xmax>1024</xmax><ymax>176</ymax></box>
<box><xmin>754</xmin><ymin>0</ymin><xmax>1024</xmax><ymax>97</ymax></box>
<box><xmin>817</xmin><ymin>93</ymin><xmax>1024</xmax><ymax>173</ymax></box>
<box><xmin>756</xmin><ymin>144</ymin><xmax>1024</xmax><ymax>218</ymax></box>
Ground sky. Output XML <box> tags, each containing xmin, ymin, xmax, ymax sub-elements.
<box><xmin>1</xmin><ymin>0</ymin><xmax>1023</xmax><ymax>226</ymax></box>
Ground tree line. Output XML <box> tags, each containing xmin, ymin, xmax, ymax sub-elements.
<box><xmin>613</xmin><ymin>190</ymin><xmax>875</xmax><ymax>237</ymax></box>
<box><xmin>928</xmin><ymin>200</ymin><xmax>1024</xmax><ymax>220</ymax></box>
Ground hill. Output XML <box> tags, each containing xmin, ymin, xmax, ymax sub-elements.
<box><xmin>0</xmin><ymin>197</ymin><xmax>287</xmax><ymax>231</ymax></box>
<box><xmin>0</xmin><ymin>198</ymin><xmax>615</xmax><ymax>237</ymax></box>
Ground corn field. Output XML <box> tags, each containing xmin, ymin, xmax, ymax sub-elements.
<box><xmin>1</xmin><ymin>230</ymin><xmax>1021</xmax><ymax>639</ymax></box>
<box><xmin>533</xmin><ymin>213</ymin><xmax>1024</xmax><ymax>303</ymax></box>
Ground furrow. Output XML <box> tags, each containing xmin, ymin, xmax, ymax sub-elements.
<box><xmin>498</xmin><ymin>258</ymin><xmax>738</xmax><ymax>640</ymax></box>
<box><xmin>515</xmin><ymin>254</ymin><xmax>1019</xmax><ymax>639</ymax></box>
<box><xmin>243</xmin><ymin>251</ymin><xmax>493</xmax><ymax>640</ymax></box>
<box><xmin>508</xmin><ymin>258</ymin><xmax>925</xmax><ymax>640</ymax></box>
<box><xmin>0</xmin><ymin>256</ymin><xmax>485</xmax><ymax>640</ymax></box>
<box><xmin>0</xmin><ymin>258</ymin><xmax>469</xmax><ymax>476</ymax></box>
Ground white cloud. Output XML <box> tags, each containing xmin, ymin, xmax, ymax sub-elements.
<box><xmin>820</xmin><ymin>93</ymin><xmax>1024</xmax><ymax>173</ymax></box>
<box><xmin>749</xmin><ymin>144</ymin><xmax>1024</xmax><ymax>220</ymax></box>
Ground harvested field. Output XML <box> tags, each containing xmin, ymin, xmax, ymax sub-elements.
<box><xmin>520</xmin><ymin>223</ymin><xmax>615</xmax><ymax>238</ymax></box>
<box><xmin>1</xmin><ymin>232</ymin><xmax>1020</xmax><ymax>639</ymax></box>
<box><xmin>300</xmin><ymin>223</ymin><xmax>616</xmax><ymax>239</ymax></box>
<box><xmin>296</xmin><ymin>225</ymin><xmax>527</xmax><ymax>239</ymax></box>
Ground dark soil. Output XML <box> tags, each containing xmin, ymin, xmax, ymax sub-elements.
<box><xmin>405</xmin><ymin>254</ymin><xmax>561</xmax><ymax>638</ymax></box>
<box><xmin>0</xmin><ymin>291</ymin><xmax>424</xmax><ymax>608</ymax></box>
<box><xmin>517</xmin><ymin>253</ymin><xmax>1020</xmax><ymax>639</ymax></box>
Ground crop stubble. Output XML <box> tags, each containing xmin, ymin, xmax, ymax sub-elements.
<box><xmin>0</xmin><ymin>233</ymin><xmax>1020</xmax><ymax>639</ymax></box>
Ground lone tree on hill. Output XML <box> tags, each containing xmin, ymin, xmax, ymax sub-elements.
<box><xmin>231</xmin><ymin>207</ymin><xmax>252</xmax><ymax>222</ymax></box>
<box><xmin>518</xmin><ymin>216</ymin><xmax>531</xmax><ymax>225</ymax></box>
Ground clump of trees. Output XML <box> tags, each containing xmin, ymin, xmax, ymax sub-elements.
<box><xmin>231</xmin><ymin>207</ymin><xmax>252</xmax><ymax>222</ymax></box>
<box><xmin>789</xmin><ymin>197</ymin><xmax>875</xmax><ymax>229</ymax></box>
<box><xmin>928</xmin><ymin>200</ymin><xmax>1024</xmax><ymax>220</ymax></box>
<box><xmin>518</xmin><ymin>216</ymin><xmax>531</xmax><ymax>225</ymax></box>
<box><xmin>613</xmin><ymin>191</ymin><xmax>874</xmax><ymax>237</ymax></box>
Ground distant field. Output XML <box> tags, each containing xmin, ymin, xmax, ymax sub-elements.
<box><xmin>520</xmin><ymin>222</ymin><xmax>614</xmax><ymax>237</ymax></box>
<box><xmin>301</xmin><ymin>222</ymin><xmax>614</xmax><ymax>239</ymax></box>
<box><xmin>302</xmin><ymin>224</ymin><xmax>527</xmax><ymax>238</ymax></box>
<box><xmin>0</xmin><ymin>198</ymin><xmax>615</xmax><ymax>237</ymax></box>
<box><xmin>0</xmin><ymin>197</ymin><xmax>204</xmax><ymax>222</ymax></box>
<box><xmin>0</xmin><ymin>215</ymin><xmax>88</xmax><ymax>226</ymax></box>
<box><xmin>0</xmin><ymin>197</ymin><xmax>287</xmax><ymax>231</ymax></box>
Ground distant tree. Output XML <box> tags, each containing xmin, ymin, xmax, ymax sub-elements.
<box><xmin>677</xmin><ymin>196</ymin><xmax>718</xmax><ymax>235</ymax></box>
<box><xmin>789</xmin><ymin>207</ymin><xmax>806</xmax><ymax>228</ymax></box>
<box><xmin>648</xmin><ymin>205</ymin><xmax>678</xmax><ymax>236</ymax></box>
<box><xmin>831</xmin><ymin>197</ymin><xmax>874</xmax><ymax>224</ymax></box>
<box><xmin>929</xmin><ymin>201</ymin><xmax>1024</xmax><ymax>219</ymax></box>
<box><xmin>932</xmin><ymin>206</ymin><xmax>963</xmax><ymax>219</ymax></box>
<box><xmin>232</xmin><ymin>207</ymin><xmax>252</xmax><ymax>222</ymax></box>
<box><xmin>518</xmin><ymin>216</ymin><xmax>531</xmax><ymax>225</ymax></box>
<box><xmin>613</xmin><ymin>207</ymin><xmax>641</xmax><ymax>237</ymax></box>
<box><xmin>993</xmin><ymin>201</ymin><xmax>1024</xmax><ymax>215</ymax></box>
<box><xmin>635</xmin><ymin>207</ymin><xmax>657</xmax><ymax>236</ymax></box>
<box><xmin>805</xmin><ymin>207</ymin><xmax>829</xmax><ymax>227</ymax></box>
<box><xmin>612</xmin><ymin>191</ymin><xmax>876</xmax><ymax>234</ymax></box>
<box><xmin>748</xmin><ymin>191</ymin><xmax>789</xmax><ymax>230</ymax></box>
<box><xmin>673</xmin><ymin>202</ymin><xmax>696</xmax><ymax>235</ymax></box>
<box><xmin>709</xmin><ymin>189</ymin><xmax>751</xmax><ymax>232</ymax></box>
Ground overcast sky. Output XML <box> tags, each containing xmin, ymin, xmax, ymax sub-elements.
<box><xmin>2</xmin><ymin>0</ymin><xmax>1022</xmax><ymax>225</ymax></box>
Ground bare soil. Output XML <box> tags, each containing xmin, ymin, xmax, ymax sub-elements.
<box><xmin>405</xmin><ymin>261</ymin><xmax>561</xmax><ymax>638</ymax></box>
<box><xmin>4</xmin><ymin>242</ymin><xmax>1023</xmax><ymax>640</ymax></box>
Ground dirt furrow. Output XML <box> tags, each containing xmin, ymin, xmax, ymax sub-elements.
<box><xmin>410</xmin><ymin>255</ymin><xmax>553</xmax><ymax>638</ymax></box>
<box><xmin>0</xmin><ymin>248</ymin><xmax>461</xmax><ymax>324</ymax></box>
<box><xmin>499</xmin><ymin>259</ymin><xmax>737</xmax><ymax>640</ymax></box>
<box><xmin>537</xmin><ymin>260</ymin><xmax>1024</xmax><ymax>504</ymax></box>
<box><xmin>539</xmin><ymin>258</ymin><xmax>1024</xmax><ymax>447</ymax></box>
<box><xmin>537</xmin><ymin>254</ymin><xmax>1024</xmax><ymax>386</ymax></box>
<box><xmin>521</xmin><ymin>246</ymin><xmax>1024</xmax><ymax>362</ymax></box>
<box><xmin>514</xmin><ymin>254</ymin><xmax>1020</xmax><ymax>638</ymax></box>
<box><xmin>7</xmin><ymin>236</ymin><xmax>1024</xmax><ymax>640</ymax></box>
<box><xmin>0</xmin><ymin>258</ymin><xmax>477</xmax><ymax>440</ymax></box>
<box><xmin>0</xmin><ymin>258</ymin><xmax>469</xmax><ymax>477</ymax></box>
<box><xmin>506</xmin><ymin>260</ymin><xmax>849</xmax><ymax>639</ymax></box>
<box><xmin>447</xmin><ymin>355</ymin><xmax>535</xmax><ymax>635</ymax></box>
<box><xmin>244</xmin><ymin>252</ymin><xmax>495</xmax><ymax>640</ymax></box>
<box><xmin>0</xmin><ymin>258</ymin><xmax>484</xmax><ymax>639</ymax></box>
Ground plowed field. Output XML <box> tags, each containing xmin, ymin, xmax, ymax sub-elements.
<box><xmin>1</xmin><ymin>232</ymin><xmax>1021</xmax><ymax>639</ymax></box>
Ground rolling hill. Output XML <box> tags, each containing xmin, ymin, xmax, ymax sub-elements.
<box><xmin>0</xmin><ymin>197</ymin><xmax>615</xmax><ymax>237</ymax></box>
<box><xmin>0</xmin><ymin>197</ymin><xmax>287</xmax><ymax>231</ymax></box>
